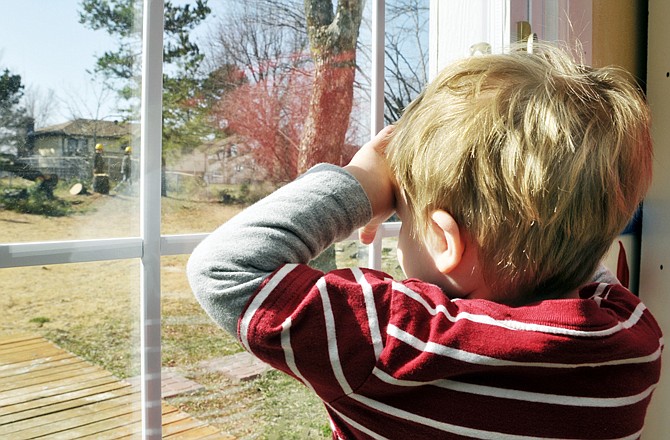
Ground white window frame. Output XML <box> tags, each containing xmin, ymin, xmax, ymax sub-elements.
<box><xmin>638</xmin><ymin>0</ymin><xmax>670</xmax><ymax>435</ymax></box>
<box><xmin>6</xmin><ymin>0</ymin><xmax>664</xmax><ymax>437</ymax></box>
<box><xmin>0</xmin><ymin>0</ymin><xmax>398</xmax><ymax>438</ymax></box>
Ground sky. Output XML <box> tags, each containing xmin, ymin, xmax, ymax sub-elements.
<box><xmin>0</xmin><ymin>1</ymin><xmax>119</xmax><ymax>126</ymax></box>
<box><xmin>0</xmin><ymin>1</ymin><xmax>244</xmax><ymax>128</ymax></box>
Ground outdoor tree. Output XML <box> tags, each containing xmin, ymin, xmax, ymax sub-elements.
<box><xmin>383</xmin><ymin>0</ymin><xmax>429</xmax><ymax>123</ymax></box>
<box><xmin>58</xmin><ymin>74</ymin><xmax>121</xmax><ymax>149</ymax></box>
<box><xmin>0</xmin><ymin>68</ymin><xmax>29</xmax><ymax>155</ymax></box>
<box><xmin>23</xmin><ymin>85</ymin><xmax>58</xmax><ymax>129</ymax></box>
<box><xmin>218</xmin><ymin>60</ymin><xmax>311</xmax><ymax>183</ymax></box>
<box><xmin>79</xmin><ymin>0</ymin><xmax>212</xmax><ymax>152</ymax></box>
<box><xmin>298</xmin><ymin>0</ymin><xmax>364</xmax><ymax>172</ymax></box>
<box><xmin>207</xmin><ymin>0</ymin><xmax>310</xmax><ymax>183</ymax></box>
<box><xmin>208</xmin><ymin>0</ymin><xmax>364</xmax><ymax>181</ymax></box>
<box><xmin>61</xmin><ymin>74</ymin><xmax>116</xmax><ymax>123</ymax></box>
<box><xmin>80</xmin><ymin>0</ymin><xmax>212</xmax><ymax>195</ymax></box>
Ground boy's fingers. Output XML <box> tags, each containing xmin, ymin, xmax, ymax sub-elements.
<box><xmin>369</xmin><ymin>125</ymin><xmax>395</xmax><ymax>153</ymax></box>
<box><xmin>359</xmin><ymin>223</ymin><xmax>380</xmax><ymax>245</ymax></box>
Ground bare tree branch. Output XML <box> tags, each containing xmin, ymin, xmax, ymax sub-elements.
<box><xmin>22</xmin><ymin>86</ymin><xmax>58</xmax><ymax>128</ymax></box>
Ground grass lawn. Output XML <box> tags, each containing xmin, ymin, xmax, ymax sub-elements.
<box><xmin>0</xmin><ymin>178</ymin><xmax>402</xmax><ymax>438</ymax></box>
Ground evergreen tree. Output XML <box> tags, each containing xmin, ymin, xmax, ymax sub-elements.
<box><xmin>79</xmin><ymin>0</ymin><xmax>212</xmax><ymax>151</ymax></box>
<box><xmin>0</xmin><ymin>68</ymin><xmax>29</xmax><ymax>155</ymax></box>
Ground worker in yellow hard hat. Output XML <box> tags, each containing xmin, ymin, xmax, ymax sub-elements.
<box><xmin>93</xmin><ymin>143</ymin><xmax>105</xmax><ymax>174</ymax></box>
<box><xmin>121</xmin><ymin>146</ymin><xmax>133</xmax><ymax>184</ymax></box>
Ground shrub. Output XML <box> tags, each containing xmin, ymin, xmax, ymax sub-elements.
<box><xmin>0</xmin><ymin>184</ymin><xmax>72</xmax><ymax>216</ymax></box>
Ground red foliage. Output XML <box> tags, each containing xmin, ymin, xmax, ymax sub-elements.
<box><xmin>213</xmin><ymin>58</ymin><xmax>313</xmax><ymax>183</ymax></box>
<box><xmin>211</xmin><ymin>52</ymin><xmax>363</xmax><ymax>184</ymax></box>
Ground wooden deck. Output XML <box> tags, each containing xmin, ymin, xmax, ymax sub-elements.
<box><xmin>0</xmin><ymin>334</ymin><xmax>231</xmax><ymax>439</ymax></box>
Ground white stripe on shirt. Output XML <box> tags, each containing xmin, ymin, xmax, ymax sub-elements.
<box><xmin>352</xmin><ymin>267</ymin><xmax>384</xmax><ymax>360</ymax></box>
<box><xmin>372</xmin><ymin>367</ymin><xmax>658</xmax><ymax>408</ymax></box>
<box><xmin>317</xmin><ymin>276</ymin><xmax>354</xmax><ymax>395</ymax></box>
<box><xmin>387</xmin><ymin>324</ymin><xmax>663</xmax><ymax>368</ymax></box>
<box><xmin>280</xmin><ymin>316</ymin><xmax>314</xmax><ymax>392</ymax></box>
<box><xmin>327</xmin><ymin>405</ymin><xmax>390</xmax><ymax>440</ymax></box>
<box><xmin>392</xmin><ymin>281</ymin><xmax>647</xmax><ymax>338</ymax></box>
<box><xmin>239</xmin><ymin>264</ymin><xmax>298</xmax><ymax>353</ymax></box>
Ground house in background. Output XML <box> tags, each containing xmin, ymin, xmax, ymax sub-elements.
<box><xmin>28</xmin><ymin>119</ymin><xmax>131</xmax><ymax>157</ymax></box>
<box><xmin>9</xmin><ymin>119</ymin><xmax>136</xmax><ymax>181</ymax></box>
<box><xmin>168</xmin><ymin>136</ymin><xmax>266</xmax><ymax>186</ymax></box>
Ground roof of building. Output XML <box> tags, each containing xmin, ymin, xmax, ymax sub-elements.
<box><xmin>35</xmin><ymin>119</ymin><xmax>131</xmax><ymax>138</ymax></box>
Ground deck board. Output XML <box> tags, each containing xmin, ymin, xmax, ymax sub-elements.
<box><xmin>0</xmin><ymin>335</ymin><xmax>232</xmax><ymax>439</ymax></box>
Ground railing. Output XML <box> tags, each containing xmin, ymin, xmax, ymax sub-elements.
<box><xmin>2</xmin><ymin>156</ymin><xmax>138</xmax><ymax>181</ymax></box>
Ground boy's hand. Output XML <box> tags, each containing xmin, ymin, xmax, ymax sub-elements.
<box><xmin>344</xmin><ymin>125</ymin><xmax>397</xmax><ymax>244</ymax></box>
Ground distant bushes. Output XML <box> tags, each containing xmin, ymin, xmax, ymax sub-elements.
<box><xmin>0</xmin><ymin>184</ymin><xmax>73</xmax><ymax>216</ymax></box>
<box><xmin>218</xmin><ymin>182</ymin><xmax>269</xmax><ymax>205</ymax></box>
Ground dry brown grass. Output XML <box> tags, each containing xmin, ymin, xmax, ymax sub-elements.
<box><xmin>0</xmin><ymin>188</ymin><xmax>241</xmax><ymax>370</ymax></box>
<box><xmin>0</xmin><ymin>186</ymin><xmax>331</xmax><ymax>438</ymax></box>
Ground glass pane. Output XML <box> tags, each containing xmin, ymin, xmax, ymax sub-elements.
<box><xmin>161</xmin><ymin>0</ymin><xmax>375</xmax><ymax>235</ymax></box>
<box><xmin>335</xmin><ymin>239</ymin><xmax>367</xmax><ymax>269</ymax></box>
<box><xmin>381</xmin><ymin>235</ymin><xmax>404</xmax><ymax>279</ymax></box>
<box><xmin>157</xmin><ymin>0</ymin><xmax>431</xmax><ymax>437</ymax></box>
<box><xmin>335</xmin><ymin>237</ymin><xmax>404</xmax><ymax>279</ymax></box>
<box><xmin>0</xmin><ymin>260</ymin><xmax>141</xmax><ymax>437</ymax></box>
<box><xmin>384</xmin><ymin>0</ymin><xmax>430</xmax><ymax>123</ymax></box>
<box><xmin>0</xmin><ymin>1</ymin><xmax>141</xmax><ymax>244</ymax></box>
<box><xmin>161</xmin><ymin>255</ymin><xmax>329</xmax><ymax>437</ymax></box>
<box><xmin>162</xmin><ymin>0</ymin><xmax>290</xmax><ymax>234</ymax></box>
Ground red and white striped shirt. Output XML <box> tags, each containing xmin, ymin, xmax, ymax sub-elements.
<box><xmin>239</xmin><ymin>264</ymin><xmax>663</xmax><ymax>440</ymax></box>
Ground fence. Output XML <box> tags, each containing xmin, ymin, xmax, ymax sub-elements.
<box><xmin>0</xmin><ymin>156</ymin><xmax>138</xmax><ymax>182</ymax></box>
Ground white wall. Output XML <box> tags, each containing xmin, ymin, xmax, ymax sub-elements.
<box><xmin>638</xmin><ymin>0</ymin><xmax>670</xmax><ymax>436</ymax></box>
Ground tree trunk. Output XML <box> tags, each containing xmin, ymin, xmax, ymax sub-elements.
<box><xmin>299</xmin><ymin>0</ymin><xmax>364</xmax><ymax>173</ymax></box>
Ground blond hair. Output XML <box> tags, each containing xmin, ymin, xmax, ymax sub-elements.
<box><xmin>387</xmin><ymin>42</ymin><xmax>652</xmax><ymax>302</ymax></box>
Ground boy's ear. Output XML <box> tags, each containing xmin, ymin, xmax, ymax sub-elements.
<box><xmin>429</xmin><ymin>210</ymin><xmax>464</xmax><ymax>274</ymax></box>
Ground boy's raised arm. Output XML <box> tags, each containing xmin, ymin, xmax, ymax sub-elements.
<box><xmin>187</xmin><ymin>127</ymin><xmax>397</xmax><ymax>335</ymax></box>
<box><xmin>186</xmin><ymin>164</ymin><xmax>372</xmax><ymax>334</ymax></box>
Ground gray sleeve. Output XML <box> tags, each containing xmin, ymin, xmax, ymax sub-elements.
<box><xmin>186</xmin><ymin>164</ymin><xmax>373</xmax><ymax>335</ymax></box>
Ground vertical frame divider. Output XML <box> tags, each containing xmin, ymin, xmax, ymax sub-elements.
<box><xmin>140</xmin><ymin>0</ymin><xmax>164</xmax><ymax>438</ymax></box>
<box><xmin>369</xmin><ymin>0</ymin><xmax>385</xmax><ymax>270</ymax></box>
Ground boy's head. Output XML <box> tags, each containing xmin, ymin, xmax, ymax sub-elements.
<box><xmin>387</xmin><ymin>42</ymin><xmax>652</xmax><ymax>302</ymax></box>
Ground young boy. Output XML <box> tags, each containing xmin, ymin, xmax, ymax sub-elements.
<box><xmin>188</xmin><ymin>42</ymin><xmax>662</xmax><ymax>439</ymax></box>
